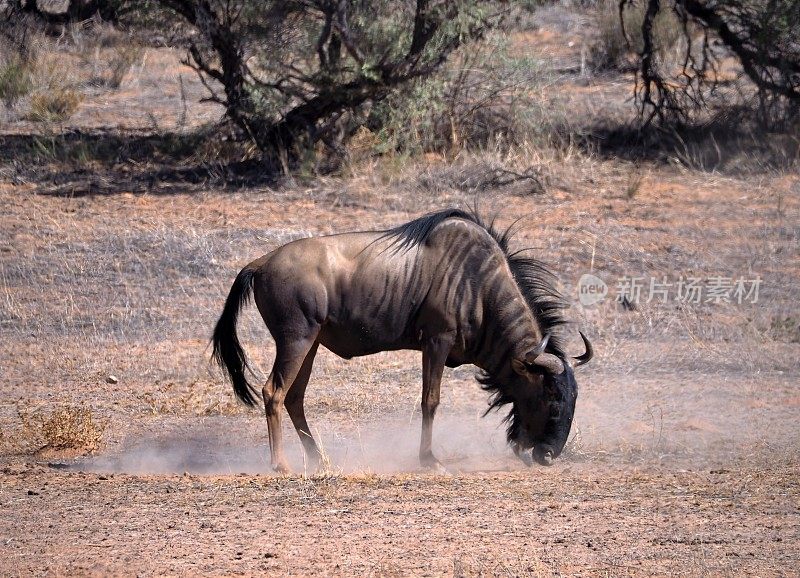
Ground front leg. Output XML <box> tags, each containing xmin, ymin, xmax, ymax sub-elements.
<box><xmin>420</xmin><ymin>332</ymin><xmax>455</xmax><ymax>471</ymax></box>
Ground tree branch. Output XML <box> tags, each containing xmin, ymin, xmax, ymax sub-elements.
<box><xmin>680</xmin><ymin>0</ymin><xmax>799</xmax><ymax>101</ymax></box>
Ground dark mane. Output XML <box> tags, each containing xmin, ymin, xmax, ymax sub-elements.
<box><xmin>384</xmin><ymin>208</ymin><xmax>570</xmax><ymax>444</ymax></box>
<box><xmin>384</xmin><ymin>207</ymin><xmax>568</xmax><ymax>356</ymax></box>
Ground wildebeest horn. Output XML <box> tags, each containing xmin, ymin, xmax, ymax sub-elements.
<box><xmin>532</xmin><ymin>354</ymin><xmax>564</xmax><ymax>374</ymax></box>
<box><xmin>573</xmin><ymin>331</ymin><xmax>594</xmax><ymax>366</ymax></box>
<box><xmin>526</xmin><ymin>333</ymin><xmax>550</xmax><ymax>360</ymax></box>
<box><xmin>524</xmin><ymin>333</ymin><xmax>565</xmax><ymax>374</ymax></box>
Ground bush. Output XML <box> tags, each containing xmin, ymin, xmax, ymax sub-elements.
<box><xmin>368</xmin><ymin>32</ymin><xmax>558</xmax><ymax>156</ymax></box>
<box><xmin>28</xmin><ymin>87</ymin><xmax>82</xmax><ymax>122</ymax></box>
<box><xmin>0</xmin><ymin>56</ymin><xmax>34</xmax><ymax>108</ymax></box>
<box><xmin>149</xmin><ymin>0</ymin><xmax>500</xmax><ymax>160</ymax></box>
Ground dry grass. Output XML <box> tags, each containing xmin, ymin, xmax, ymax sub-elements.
<box><xmin>27</xmin><ymin>88</ymin><xmax>83</xmax><ymax>122</ymax></box>
<box><xmin>105</xmin><ymin>44</ymin><xmax>145</xmax><ymax>88</ymax></box>
<box><xmin>38</xmin><ymin>406</ymin><xmax>104</xmax><ymax>452</ymax></box>
<box><xmin>453</xmin><ymin>552</ymin><xmax>556</xmax><ymax>578</ymax></box>
<box><xmin>67</xmin><ymin>18</ymin><xmax>145</xmax><ymax>89</ymax></box>
<box><xmin>0</xmin><ymin>36</ymin><xmax>85</xmax><ymax>124</ymax></box>
<box><xmin>138</xmin><ymin>380</ymin><xmax>243</xmax><ymax>416</ymax></box>
<box><xmin>8</xmin><ymin>404</ymin><xmax>105</xmax><ymax>455</ymax></box>
<box><xmin>77</xmin><ymin>42</ymin><xmax>145</xmax><ymax>89</ymax></box>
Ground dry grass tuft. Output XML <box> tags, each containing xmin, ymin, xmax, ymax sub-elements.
<box><xmin>12</xmin><ymin>405</ymin><xmax>105</xmax><ymax>455</ymax></box>
<box><xmin>38</xmin><ymin>406</ymin><xmax>104</xmax><ymax>451</ymax></box>
<box><xmin>27</xmin><ymin>88</ymin><xmax>83</xmax><ymax>123</ymax></box>
<box><xmin>453</xmin><ymin>552</ymin><xmax>554</xmax><ymax>577</ymax></box>
<box><xmin>138</xmin><ymin>380</ymin><xmax>243</xmax><ymax>416</ymax></box>
<box><xmin>68</xmin><ymin>19</ymin><xmax>143</xmax><ymax>89</ymax></box>
<box><xmin>105</xmin><ymin>44</ymin><xmax>145</xmax><ymax>89</ymax></box>
<box><xmin>770</xmin><ymin>315</ymin><xmax>800</xmax><ymax>343</ymax></box>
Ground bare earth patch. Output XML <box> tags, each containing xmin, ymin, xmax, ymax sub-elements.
<box><xmin>1</xmin><ymin>177</ymin><xmax>798</xmax><ymax>576</ymax></box>
<box><xmin>1</xmin><ymin>463</ymin><xmax>797</xmax><ymax>576</ymax></box>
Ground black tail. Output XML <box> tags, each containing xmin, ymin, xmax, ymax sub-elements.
<box><xmin>212</xmin><ymin>266</ymin><xmax>259</xmax><ymax>406</ymax></box>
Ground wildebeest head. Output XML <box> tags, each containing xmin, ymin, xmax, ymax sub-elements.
<box><xmin>485</xmin><ymin>332</ymin><xmax>593</xmax><ymax>466</ymax></box>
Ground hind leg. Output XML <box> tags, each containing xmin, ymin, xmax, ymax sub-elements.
<box><xmin>284</xmin><ymin>342</ymin><xmax>322</xmax><ymax>472</ymax></box>
<box><xmin>263</xmin><ymin>333</ymin><xmax>319</xmax><ymax>473</ymax></box>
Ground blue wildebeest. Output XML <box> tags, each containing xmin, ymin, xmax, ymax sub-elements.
<box><xmin>212</xmin><ymin>209</ymin><xmax>593</xmax><ymax>472</ymax></box>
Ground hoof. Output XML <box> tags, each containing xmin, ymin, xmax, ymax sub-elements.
<box><xmin>420</xmin><ymin>455</ymin><xmax>449</xmax><ymax>475</ymax></box>
<box><xmin>272</xmin><ymin>462</ymin><xmax>291</xmax><ymax>474</ymax></box>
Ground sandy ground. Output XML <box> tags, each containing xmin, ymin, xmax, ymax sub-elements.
<box><xmin>2</xmin><ymin>462</ymin><xmax>797</xmax><ymax>577</ymax></box>
<box><xmin>0</xmin><ymin>182</ymin><xmax>798</xmax><ymax>576</ymax></box>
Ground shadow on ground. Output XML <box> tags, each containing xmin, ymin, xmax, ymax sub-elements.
<box><xmin>576</xmin><ymin>117</ymin><xmax>800</xmax><ymax>174</ymax></box>
<box><xmin>0</xmin><ymin>129</ymin><xmax>279</xmax><ymax>196</ymax></box>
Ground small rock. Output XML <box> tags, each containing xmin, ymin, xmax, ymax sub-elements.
<box><xmin>106</xmin><ymin>375</ymin><xmax>119</xmax><ymax>384</ymax></box>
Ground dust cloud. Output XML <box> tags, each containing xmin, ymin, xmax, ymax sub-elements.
<box><xmin>72</xmin><ymin>372</ymin><xmax>799</xmax><ymax>475</ymax></box>
<box><xmin>74</xmin><ymin>411</ymin><xmax>518</xmax><ymax>476</ymax></box>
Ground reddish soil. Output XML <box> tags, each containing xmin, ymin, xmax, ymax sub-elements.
<box><xmin>2</xmin><ymin>463</ymin><xmax>797</xmax><ymax>576</ymax></box>
<box><xmin>1</xmin><ymin>179</ymin><xmax>797</xmax><ymax>576</ymax></box>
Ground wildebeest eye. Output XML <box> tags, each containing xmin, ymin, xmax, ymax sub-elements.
<box><xmin>543</xmin><ymin>381</ymin><xmax>559</xmax><ymax>396</ymax></box>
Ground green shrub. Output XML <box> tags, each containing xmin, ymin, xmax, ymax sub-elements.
<box><xmin>368</xmin><ymin>32</ymin><xmax>558</xmax><ymax>156</ymax></box>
